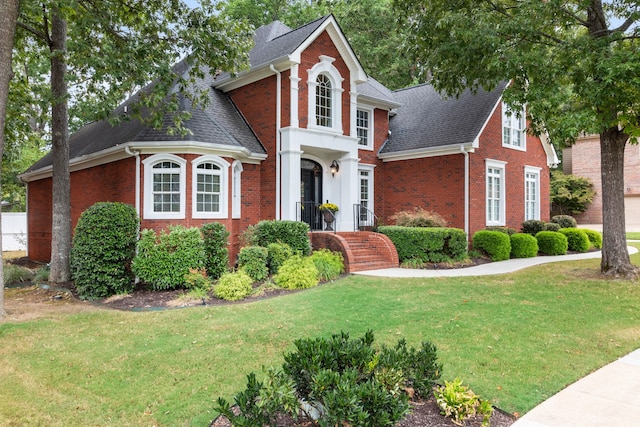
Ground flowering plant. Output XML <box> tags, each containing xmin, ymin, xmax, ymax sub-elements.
<box><xmin>318</xmin><ymin>203</ymin><xmax>339</xmax><ymax>213</ymax></box>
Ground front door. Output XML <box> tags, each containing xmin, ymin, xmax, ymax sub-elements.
<box><xmin>300</xmin><ymin>159</ymin><xmax>323</xmax><ymax>230</ymax></box>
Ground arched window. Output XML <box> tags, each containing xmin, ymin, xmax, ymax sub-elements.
<box><xmin>192</xmin><ymin>155</ymin><xmax>229</xmax><ymax>219</ymax></box>
<box><xmin>316</xmin><ymin>74</ymin><xmax>332</xmax><ymax>128</ymax></box>
<box><xmin>307</xmin><ymin>55</ymin><xmax>344</xmax><ymax>132</ymax></box>
<box><xmin>142</xmin><ymin>154</ymin><xmax>186</xmax><ymax>219</ymax></box>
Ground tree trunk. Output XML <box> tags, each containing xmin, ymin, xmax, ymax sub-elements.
<box><xmin>49</xmin><ymin>9</ymin><xmax>72</xmax><ymax>284</ymax></box>
<box><xmin>0</xmin><ymin>0</ymin><xmax>20</xmax><ymax>318</ymax></box>
<box><xmin>599</xmin><ymin>127</ymin><xmax>637</xmax><ymax>277</ymax></box>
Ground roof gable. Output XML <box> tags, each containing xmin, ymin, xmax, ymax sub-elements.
<box><xmin>215</xmin><ymin>15</ymin><xmax>367</xmax><ymax>91</ymax></box>
<box><xmin>381</xmin><ymin>82</ymin><xmax>508</xmax><ymax>156</ymax></box>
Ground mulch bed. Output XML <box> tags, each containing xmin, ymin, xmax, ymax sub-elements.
<box><xmin>211</xmin><ymin>398</ymin><xmax>516</xmax><ymax>427</ymax></box>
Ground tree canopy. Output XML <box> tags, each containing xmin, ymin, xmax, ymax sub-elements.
<box><xmin>394</xmin><ymin>0</ymin><xmax>639</xmax><ymax>276</ymax></box>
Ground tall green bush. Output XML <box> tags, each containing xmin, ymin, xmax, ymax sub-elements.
<box><xmin>267</xmin><ymin>242</ymin><xmax>294</xmax><ymax>274</ymax></box>
<box><xmin>250</xmin><ymin>220</ymin><xmax>312</xmax><ymax>256</ymax></box>
<box><xmin>70</xmin><ymin>202</ymin><xmax>139</xmax><ymax>299</ymax></box>
<box><xmin>472</xmin><ymin>230</ymin><xmax>511</xmax><ymax>261</ymax></box>
<box><xmin>238</xmin><ymin>246</ymin><xmax>269</xmax><ymax>282</ymax></box>
<box><xmin>201</xmin><ymin>222</ymin><xmax>229</xmax><ymax>280</ymax></box>
<box><xmin>510</xmin><ymin>233</ymin><xmax>539</xmax><ymax>258</ymax></box>
<box><xmin>550</xmin><ymin>170</ymin><xmax>595</xmax><ymax>215</ymax></box>
<box><xmin>378</xmin><ymin>226</ymin><xmax>467</xmax><ymax>263</ymax></box>
<box><xmin>535</xmin><ymin>231</ymin><xmax>568</xmax><ymax>255</ymax></box>
<box><xmin>559</xmin><ymin>228</ymin><xmax>590</xmax><ymax>253</ymax></box>
<box><xmin>132</xmin><ymin>225</ymin><xmax>205</xmax><ymax>290</ymax></box>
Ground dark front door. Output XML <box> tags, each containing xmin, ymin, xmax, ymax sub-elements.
<box><xmin>300</xmin><ymin>159</ymin><xmax>323</xmax><ymax>230</ymax></box>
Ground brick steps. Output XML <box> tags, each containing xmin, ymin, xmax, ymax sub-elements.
<box><xmin>309</xmin><ymin>231</ymin><xmax>399</xmax><ymax>273</ymax></box>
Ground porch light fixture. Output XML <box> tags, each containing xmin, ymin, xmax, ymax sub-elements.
<box><xmin>330</xmin><ymin>160</ymin><xmax>340</xmax><ymax>176</ymax></box>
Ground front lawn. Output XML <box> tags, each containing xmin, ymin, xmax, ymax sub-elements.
<box><xmin>1</xmin><ymin>246</ymin><xmax>639</xmax><ymax>426</ymax></box>
<box><xmin>627</xmin><ymin>231</ymin><xmax>640</xmax><ymax>240</ymax></box>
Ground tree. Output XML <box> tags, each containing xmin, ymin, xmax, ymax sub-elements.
<box><xmin>14</xmin><ymin>0</ymin><xmax>252</xmax><ymax>284</ymax></box>
<box><xmin>0</xmin><ymin>0</ymin><xmax>20</xmax><ymax>318</ymax></box>
<box><xmin>550</xmin><ymin>170</ymin><xmax>596</xmax><ymax>216</ymax></box>
<box><xmin>395</xmin><ymin>0</ymin><xmax>640</xmax><ymax>276</ymax></box>
<box><xmin>221</xmin><ymin>0</ymin><xmax>417</xmax><ymax>89</ymax></box>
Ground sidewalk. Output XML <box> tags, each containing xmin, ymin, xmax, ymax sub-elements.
<box><xmin>511</xmin><ymin>349</ymin><xmax>640</xmax><ymax>427</ymax></box>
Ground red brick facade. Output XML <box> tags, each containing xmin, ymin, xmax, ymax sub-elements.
<box><xmin>24</xmin><ymin>23</ymin><xmax>552</xmax><ymax>264</ymax></box>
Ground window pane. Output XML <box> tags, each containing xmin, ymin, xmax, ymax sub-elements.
<box><xmin>316</xmin><ymin>74</ymin><xmax>332</xmax><ymax>127</ymax></box>
<box><xmin>357</xmin><ymin>110</ymin><xmax>369</xmax><ymax>146</ymax></box>
<box><xmin>196</xmin><ymin>162</ymin><xmax>222</xmax><ymax>213</ymax></box>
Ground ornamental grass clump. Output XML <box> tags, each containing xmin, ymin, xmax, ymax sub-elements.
<box><xmin>390</xmin><ymin>207</ymin><xmax>447</xmax><ymax>228</ymax></box>
<box><xmin>309</xmin><ymin>249</ymin><xmax>344</xmax><ymax>281</ymax></box>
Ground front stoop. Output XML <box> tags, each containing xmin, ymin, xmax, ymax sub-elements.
<box><xmin>310</xmin><ymin>231</ymin><xmax>399</xmax><ymax>273</ymax></box>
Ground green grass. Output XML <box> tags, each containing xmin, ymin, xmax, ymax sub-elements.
<box><xmin>627</xmin><ymin>232</ymin><xmax>640</xmax><ymax>240</ymax></box>
<box><xmin>1</xmin><ymin>247</ymin><xmax>639</xmax><ymax>426</ymax></box>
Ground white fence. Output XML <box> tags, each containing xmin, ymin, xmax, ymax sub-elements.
<box><xmin>2</xmin><ymin>212</ymin><xmax>27</xmax><ymax>251</ymax></box>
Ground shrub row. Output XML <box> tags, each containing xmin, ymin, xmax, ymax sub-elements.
<box><xmin>378</xmin><ymin>226</ymin><xmax>467</xmax><ymax>263</ymax></box>
<box><xmin>473</xmin><ymin>227</ymin><xmax>601</xmax><ymax>259</ymax></box>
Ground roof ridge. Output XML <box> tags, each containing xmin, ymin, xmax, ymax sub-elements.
<box><xmin>266</xmin><ymin>14</ymin><xmax>331</xmax><ymax>44</ymax></box>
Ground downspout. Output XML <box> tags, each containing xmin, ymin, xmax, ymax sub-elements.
<box><xmin>461</xmin><ymin>145</ymin><xmax>470</xmax><ymax>242</ymax></box>
<box><xmin>125</xmin><ymin>145</ymin><xmax>141</xmax><ymax>216</ymax></box>
<box><xmin>270</xmin><ymin>64</ymin><xmax>282</xmax><ymax>220</ymax></box>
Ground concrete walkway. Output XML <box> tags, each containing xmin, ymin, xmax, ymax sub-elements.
<box><xmin>354</xmin><ymin>242</ymin><xmax>640</xmax><ymax>426</ymax></box>
<box><xmin>354</xmin><ymin>246</ymin><xmax>638</xmax><ymax>278</ymax></box>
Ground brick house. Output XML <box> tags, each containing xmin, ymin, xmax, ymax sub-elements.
<box><xmin>21</xmin><ymin>15</ymin><xmax>557</xmax><ymax>269</ymax></box>
<box><xmin>562</xmin><ymin>134</ymin><xmax>640</xmax><ymax>227</ymax></box>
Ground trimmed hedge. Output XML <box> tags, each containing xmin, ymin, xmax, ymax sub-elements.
<box><xmin>70</xmin><ymin>202</ymin><xmax>139</xmax><ymax>300</ymax></box>
<box><xmin>485</xmin><ymin>226</ymin><xmax>518</xmax><ymax>236</ymax></box>
<box><xmin>559</xmin><ymin>228</ymin><xmax>590</xmax><ymax>253</ymax></box>
<box><xmin>582</xmin><ymin>229</ymin><xmax>603</xmax><ymax>249</ymax></box>
<box><xmin>472</xmin><ymin>230</ymin><xmax>511</xmax><ymax>261</ymax></box>
<box><xmin>378</xmin><ymin>226</ymin><xmax>467</xmax><ymax>263</ymax></box>
<box><xmin>251</xmin><ymin>220</ymin><xmax>312</xmax><ymax>256</ymax></box>
<box><xmin>510</xmin><ymin>233</ymin><xmax>539</xmax><ymax>258</ymax></box>
<box><xmin>535</xmin><ymin>231</ymin><xmax>568</xmax><ymax>255</ymax></box>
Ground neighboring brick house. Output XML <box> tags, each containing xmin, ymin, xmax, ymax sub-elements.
<box><xmin>21</xmin><ymin>15</ymin><xmax>557</xmax><ymax>266</ymax></box>
<box><xmin>563</xmin><ymin>134</ymin><xmax>640</xmax><ymax>227</ymax></box>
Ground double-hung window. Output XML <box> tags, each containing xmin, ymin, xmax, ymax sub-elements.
<box><xmin>486</xmin><ymin>159</ymin><xmax>507</xmax><ymax>226</ymax></box>
<box><xmin>356</xmin><ymin>108</ymin><xmax>373</xmax><ymax>149</ymax></box>
<box><xmin>524</xmin><ymin>166</ymin><xmax>541</xmax><ymax>220</ymax></box>
<box><xmin>143</xmin><ymin>154</ymin><xmax>186</xmax><ymax>219</ymax></box>
<box><xmin>358</xmin><ymin>165</ymin><xmax>375</xmax><ymax>226</ymax></box>
<box><xmin>502</xmin><ymin>102</ymin><xmax>526</xmax><ymax>150</ymax></box>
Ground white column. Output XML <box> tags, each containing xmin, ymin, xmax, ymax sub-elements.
<box><xmin>280</xmin><ymin>130</ymin><xmax>302</xmax><ymax>221</ymax></box>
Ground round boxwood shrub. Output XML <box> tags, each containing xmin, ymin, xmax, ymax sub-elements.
<box><xmin>521</xmin><ymin>219</ymin><xmax>547</xmax><ymax>235</ymax></box>
<box><xmin>544</xmin><ymin>222</ymin><xmax>561</xmax><ymax>232</ymax></box>
<box><xmin>510</xmin><ymin>233</ymin><xmax>539</xmax><ymax>258</ymax></box>
<box><xmin>559</xmin><ymin>228</ymin><xmax>590</xmax><ymax>253</ymax></box>
<box><xmin>274</xmin><ymin>255</ymin><xmax>319</xmax><ymax>290</ymax></box>
<box><xmin>70</xmin><ymin>202</ymin><xmax>139</xmax><ymax>300</ymax></box>
<box><xmin>551</xmin><ymin>214</ymin><xmax>577</xmax><ymax>229</ymax></box>
<box><xmin>582</xmin><ymin>229</ymin><xmax>603</xmax><ymax>249</ymax></box>
<box><xmin>472</xmin><ymin>230</ymin><xmax>511</xmax><ymax>261</ymax></box>
<box><xmin>214</xmin><ymin>271</ymin><xmax>253</xmax><ymax>301</ymax></box>
<box><xmin>535</xmin><ymin>231</ymin><xmax>568</xmax><ymax>255</ymax></box>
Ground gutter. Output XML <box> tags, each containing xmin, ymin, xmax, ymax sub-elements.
<box><xmin>460</xmin><ymin>145</ymin><xmax>470</xmax><ymax>242</ymax></box>
<box><xmin>125</xmin><ymin>145</ymin><xmax>141</xmax><ymax>215</ymax></box>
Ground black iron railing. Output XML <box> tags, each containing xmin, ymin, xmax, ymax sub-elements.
<box><xmin>353</xmin><ymin>204</ymin><xmax>378</xmax><ymax>232</ymax></box>
<box><xmin>297</xmin><ymin>202</ymin><xmax>337</xmax><ymax>232</ymax></box>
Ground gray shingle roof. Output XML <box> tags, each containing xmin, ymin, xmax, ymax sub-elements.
<box><xmin>216</xmin><ymin>16</ymin><xmax>330</xmax><ymax>82</ymax></box>
<box><xmin>381</xmin><ymin>82</ymin><xmax>508</xmax><ymax>154</ymax></box>
<box><xmin>357</xmin><ymin>77</ymin><xmax>398</xmax><ymax>106</ymax></box>
<box><xmin>26</xmin><ymin>63</ymin><xmax>265</xmax><ymax>173</ymax></box>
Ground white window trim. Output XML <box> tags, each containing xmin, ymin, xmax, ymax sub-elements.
<box><xmin>524</xmin><ymin>165</ymin><xmax>541</xmax><ymax>221</ymax></box>
<box><xmin>356</xmin><ymin>106</ymin><xmax>374</xmax><ymax>150</ymax></box>
<box><xmin>307</xmin><ymin>55</ymin><xmax>344</xmax><ymax>134</ymax></box>
<box><xmin>142</xmin><ymin>153</ymin><xmax>187</xmax><ymax>220</ymax></box>
<box><xmin>232</xmin><ymin>160</ymin><xmax>243</xmax><ymax>219</ymax></box>
<box><xmin>486</xmin><ymin>159</ymin><xmax>507</xmax><ymax>226</ymax></box>
<box><xmin>502</xmin><ymin>101</ymin><xmax>526</xmax><ymax>151</ymax></box>
<box><xmin>191</xmin><ymin>155</ymin><xmax>230</xmax><ymax>219</ymax></box>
